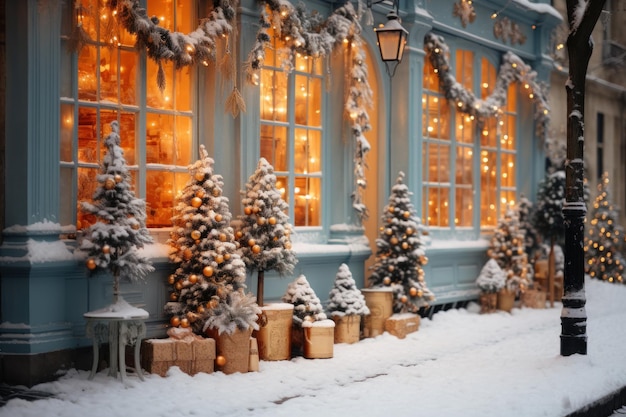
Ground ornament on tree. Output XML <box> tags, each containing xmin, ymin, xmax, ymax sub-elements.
<box><xmin>369</xmin><ymin>172</ymin><xmax>435</xmax><ymax>313</ymax></box>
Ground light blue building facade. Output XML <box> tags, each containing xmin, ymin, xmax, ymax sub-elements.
<box><xmin>0</xmin><ymin>0</ymin><xmax>560</xmax><ymax>385</ymax></box>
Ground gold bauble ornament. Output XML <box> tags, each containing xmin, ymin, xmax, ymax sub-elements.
<box><xmin>403</xmin><ymin>211</ymin><xmax>410</xmax><ymax>219</ymax></box>
<box><xmin>114</xmin><ymin>174</ymin><xmax>123</xmax><ymax>183</ymax></box>
<box><xmin>248</xmin><ymin>238</ymin><xmax>256</xmax><ymax>247</ymax></box>
<box><xmin>197</xmin><ymin>305</ymin><xmax>205</xmax><ymax>314</ymax></box>
<box><xmin>284</xmin><ymin>242</ymin><xmax>292</xmax><ymax>250</ymax></box>
<box><xmin>383</xmin><ymin>277</ymin><xmax>391</xmax><ymax>285</ymax></box>
<box><xmin>216</xmin><ymin>355</ymin><xmax>227</xmax><ymax>367</ymax></box>
<box><xmin>170</xmin><ymin>316</ymin><xmax>181</xmax><ymax>327</ymax></box>
<box><xmin>385</xmin><ymin>228</ymin><xmax>393</xmax><ymax>235</ymax></box>
<box><xmin>183</xmin><ymin>249</ymin><xmax>193</xmax><ymax>260</ymax></box>
<box><xmin>219</xmin><ymin>233</ymin><xmax>227</xmax><ymax>242</ymax></box>
<box><xmin>191</xmin><ymin>230</ymin><xmax>201</xmax><ymax>240</ymax></box>
<box><xmin>401</xmin><ymin>295</ymin><xmax>408</xmax><ymax>303</ymax></box>
<box><xmin>175</xmin><ymin>281</ymin><xmax>183</xmax><ymax>291</ymax></box>
<box><xmin>102</xmin><ymin>245</ymin><xmax>111</xmax><ymax>254</ymax></box>
<box><xmin>168</xmin><ymin>275</ymin><xmax>176</xmax><ymax>285</ymax></box>
<box><xmin>189</xmin><ymin>274</ymin><xmax>198</xmax><ymax>284</ymax></box>
<box><xmin>388</xmin><ymin>206</ymin><xmax>395</xmax><ymax>213</ymax></box>
<box><xmin>409</xmin><ymin>287</ymin><xmax>418</xmax><ymax>297</ymax></box>
<box><xmin>215</xmin><ymin>255</ymin><xmax>224</xmax><ymax>264</ymax></box>
<box><xmin>180</xmin><ymin>318</ymin><xmax>190</xmax><ymax>328</ymax></box>
<box><xmin>195</xmin><ymin>190</ymin><xmax>205</xmax><ymax>198</ymax></box>
<box><xmin>186</xmin><ymin>311</ymin><xmax>197</xmax><ymax>322</ymax></box>
<box><xmin>257</xmin><ymin>217</ymin><xmax>266</xmax><ymax>226</ymax></box>
<box><xmin>203</xmin><ymin>266</ymin><xmax>214</xmax><ymax>277</ymax></box>
<box><xmin>390</xmin><ymin>237</ymin><xmax>399</xmax><ymax>245</ymax></box>
<box><xmin>169</xmin><ymin>292</ymin><xmax>178</xmax><ymax>301</ymax></box>
<box><xmin>215</xmin><ymin>213</ymin><xmax>223</xmax><ymax>222</ymax></box>
<box><xmin>252</xmin><ymin>245</ymin><xmax>261</xmax><ymax>254</ymax></box>
<box><xmin>235</xmin><ymin>231</ymin><xmax>243</xmax><ymax>239</ymax></box>
<box><xmin>194</xmin><ymin>172</ymin><xmax>205</xmax><ymax>182</ymax></box>
<box><xmin>191</xmin><ymin>197</ymin><xmax>202</xmax><ymax>208</ymax></box>
<box><xmin>506</xmin><ymin>249</ymin><xmax>512</xmax><ymax>256</ymax></box>
<box><xmin>388</xmin><ymin>265</ymin><xmax>395</xmax><ymax>272</ymax></box>
<box><xmin>86</xmin><ymin>258</ymin><xmax>97</xmax><ymax>270</ymax></box>
<box><xmin>224</xmin><ymin>253</ymin><xmax>231</xmax><ymax>260</ymax></box>
<box><xmin>417</xmin><ymin>289</ymin><xmax>423</xmax><ymax>297</ymax></box>
<box><xmin>105</xmin><ymin>178</ymin><xmax>115</xmax><ymax>190</ymax></box>
<box><xmin>406</xmin><ymin>227</ymin><xmax>414</xmax><ymax>235</ymax></box>
<box><xmin>252</xmin><ymin>206</ymin><xmax>260</xmax><ymax>214</ymax></box>
<box><xmin>402</xmin><ymin>242</ymin><xmax>409</xmax><ymax>250</ymax></box>
<box><xmin>244</xmin><ymin>206</ymin><xmax>253</xmax><ymax>215</ymax></box>
<box><xmin>268</xmin><ymin>217</ymin><xmax>277</xmax><ymax>225</ymax></box>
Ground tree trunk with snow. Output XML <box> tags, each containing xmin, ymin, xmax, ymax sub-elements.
<box><xmin>561</xmin><ymin>0</ymin><xmax>606</xmax><ymax>356</ymax></box>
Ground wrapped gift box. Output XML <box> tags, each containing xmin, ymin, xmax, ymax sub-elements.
<box><xmin>142</xmin><ymin>335</ymin><xmax>215</xmax><ymax>377</ymax></box>
<box><xmin>385</xmin><ymin>313</ymin><xmax>420</xmax><ymax>339</ymax></box>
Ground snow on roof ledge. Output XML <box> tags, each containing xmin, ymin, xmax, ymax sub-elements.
<box><xmin>512</xmin><ymin>0</ymin><xmax>563</xmax><ymax>21</ymax></box>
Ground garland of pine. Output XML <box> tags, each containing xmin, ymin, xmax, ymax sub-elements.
<box><xmin>424</xmin><ymin>32</ymin><xmax>552</xmax><ymax>149</ymax></box>
<box><xmin>71</xmin><ymin>0</ymin><xmax>374</xmax><ymax>223</ymax></box>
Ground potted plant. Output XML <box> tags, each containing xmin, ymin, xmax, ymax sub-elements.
<box><xmin>327</xmin><ymin>264</ymin><xmax>370</xmax><ymax>344</ymax></box>
<box><xmin>203</xmin><ymin>290</ymin><xmax>261</xmax><ymax>374</ymax></box>
<box><xmin>282</xmin><ymin>275</ymin><xmax>334</xmax><ymax>359</ymax></box>
<box><xmin>476</xmin><ymin>259</ymin><xmax>506</xmax><ymax>313</ymax></box>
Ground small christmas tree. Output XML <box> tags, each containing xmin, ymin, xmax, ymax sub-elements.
<box><xmin>584</xmin><ymin>172</ymin><xmax>626</xmax><ymax>284</ymax></box>
<box><xmin>237</xmin><ymin>158</ymin><xmax>298</xmax><ymax>306</ymax></box>
<box><xmin>534</xmin><ymin>170</ymin><xmax>566</xmax><ymax>247</ymax></box>
<box><xmin>517</xmin><ymin>195</ymin><xmax>541</xmax><ymax>259</ymax></box>
<box><xmin>166</xmin><ymin>146</ymin><xmax>258</xmax><ymax>334</ymax></box>
<box><xmin>327</xmin><ymin>264</ymin><xmax>370</xmax><ymax>317</ymax></box>
<box><xmin>368</xmin><ymin>172</ymin><xmax>435</xmax><ymax>314</ymax></box>
<box><xmin>487</xmin><ymin>207</ymin><xmax>530</xmax><ymax>294</ymax></box>
<box><xmin>80</xmin><ymin>121</ymin><xmax>154</xmax><ymax>306</ymax></box>
<box><xmin>282</xmin><ymin>275</ymin><xmax>327</xmax><ymax>327</ymax></box>
<box><xmin>476</xmin><ymin>259</ymin><xmax>506</xmax><ymax>294</ymax></box>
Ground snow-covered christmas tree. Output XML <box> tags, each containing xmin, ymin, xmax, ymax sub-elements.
<box><xmin>80</xmin><ymin>121</ymin><xmax>154</xmax><ymax>306</ymax></box>
<box><xmin>282</xmin><ymin>275</ymin><xmax>327</xmax><ymax>327</ymax></box>
<box><xmin>166</xmin><ymin>146</ymin><xmax>258</xmax><ymax>335</ymax></box>
<box><xmin>517</xmin><ymin>195</ymin><xmax>541</xmax><ymax>260</ymax></box>
<box><xmin>533</xmin><ymin>170</ymin><xmax>566</xmax><ymax>247</ymax></box>
<box><xmin>327</xmin><ymin>264</ymin><xmax>370</xmax><ymax>317</ymax></box>
<box><xmin>237</xmin><ymin>158</ymin><xmax>297</xmax><ymax>306</ymax></box>
<box><xmin>368</xmin><ymin>172</ymin><xmax>435</xmax><ymax>313</ymax></box>
<box><xmin>487</xmin><ymin>207</ymin><xmax>530</xmax><ymax>294</ymax></box>
<box><xmin>584</xmin><ymin>172</ymin><xmax>626</xmax><ymax>284</ymax></box>
<box><xmin>476</xmin><ymin>259</ymin><xmax>506</xmax><ymax>294</ymax></box>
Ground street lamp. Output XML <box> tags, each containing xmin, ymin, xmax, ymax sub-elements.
<box><xmin>374</xmin><ymin>9</ymin><xmax>408</xmax><ymax>77</ymax></box>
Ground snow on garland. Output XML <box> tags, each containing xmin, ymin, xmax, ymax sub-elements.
<box><xmin>424</xmin><ymin>32</ymin><xmax>551</xmax><ymax>149</ymax></box>
<box><xmin>245</xmin><ymin>0</ymin><xmax>373</xmax><ymax>223</ymax></box>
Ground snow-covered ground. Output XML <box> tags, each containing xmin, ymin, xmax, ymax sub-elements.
<box><xmin>3</xmin><ymin>277</ymin><xmax>626</xmax><ymax>417</ymax></box>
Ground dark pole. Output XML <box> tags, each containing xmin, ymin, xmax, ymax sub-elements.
<box><xmin>560</xmin><ymin>0</ymin><xmax>606</xmax><ymax>356</ymax></box>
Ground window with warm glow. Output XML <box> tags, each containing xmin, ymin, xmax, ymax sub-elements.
<box><xmin>422</xmin><ymin>48</ymin><xmax>518</xmax><ymax>229</ymax></box>
<box><xmin>259</xmin><ymin>27</ymin><xmax>323</xmax><ymax>227</ymax></box>
<box><xmin>60</xmin><ymin>0</ymin><xmax>195</xmax><ymax>230</ymax></box>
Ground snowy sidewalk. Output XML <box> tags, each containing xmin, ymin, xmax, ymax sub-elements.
<box><xmin>2</xmin><ymin>277</ymin><xmax>626</xmax><ymax>417</ymax></box>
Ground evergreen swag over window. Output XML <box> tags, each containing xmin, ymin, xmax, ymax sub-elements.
<box><xmin>72</xmin><ymin>0</ymin><xmax>373</xmax><ymax>224</ymax></box>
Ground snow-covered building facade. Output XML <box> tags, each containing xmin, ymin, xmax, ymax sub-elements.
<box><xmin>0</xmin><ymin>0</ymin><xmax>562</xmax><ymax>385</ymax></box>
